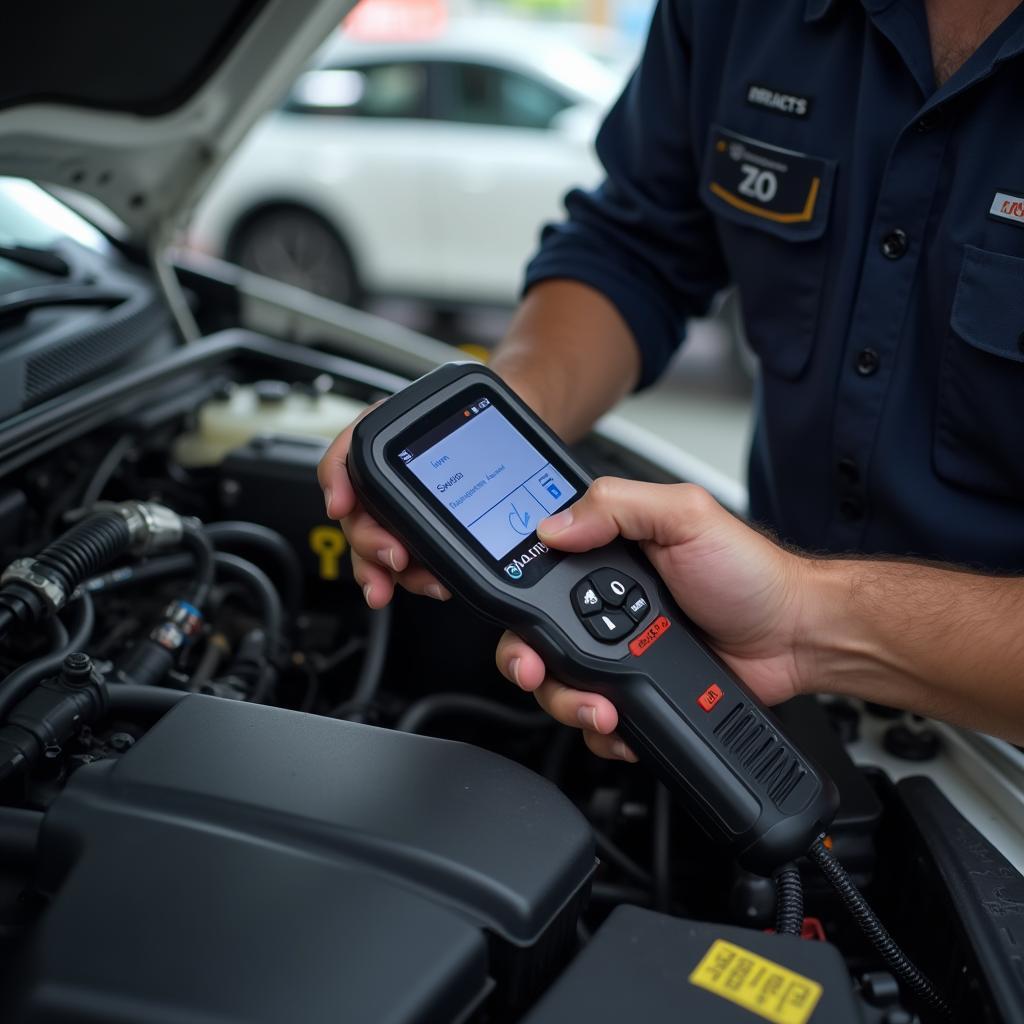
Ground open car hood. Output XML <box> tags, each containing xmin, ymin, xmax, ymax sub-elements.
<box><xmin>0</xmin><ymin>0</ymin><xmax>354</xmax><ymax>240</ymax></box>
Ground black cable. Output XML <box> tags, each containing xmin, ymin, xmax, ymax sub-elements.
<box><xmin>80</xmin><ymin>434</ymin><xmax>135</xmax><ymax>508</ymax></box>
<box><xmin>212</xmin><ymin>552</ymin><xmax>283</xmax><ymax>649</ymax></box>
<box><xmin>85</xmin><ymin>551</ymin><xmax>192</xmax><ymax>591</ymax></box>
<box><xmin>180</xmin><ymin>520</ymin><xmax>214</xmax><ymax>609</ymax></box>
<box><xmin>653</xmin><ymin>783</ymin><xmax>672</xmax><ymax>914</ymax></box>
<box><xmin>593</xmin><ymin>830</ymin><xmax>654</xmax><ymax>888</ymax></box>
<box><xmin>808</xmin><ymin>838</ymin><xmax>951</xmax><ymax>1017</ymax></box>
<box><xmin>312</xmin><ymin>636</ymin><xmax>364</xmax><ymax>675</ymax></box>
<box><xmin>87</xmin><ymin>551</ymin><xmax>283</xmax><ymax>647</ymax></box>
<box><xmin>204</xmin><ymin>522</ymin><xmax>302</xmax><ymax>623</ymax></box>
<box><xmin>42</xmin><ymin>612</ymin><xmax>70</xmax><ymax>653</ymax></box>
<box><xmin>589</xmin><ymin>882</ymin><xmax>652</xmax><ymax>907</ymax></box>
<box><xmin>395</xmin><ymin>692</ymin><xmax>552</xmax><ymax>734</ymax></box>
<box><xmin>541</xmin><ymin>725</ymin><xmax>575</xmax><ymax>783</ymax></box>
<box><xmin>349</xmin><ymin>605</ymin><xmax>391</xmax><ymax>708</ymax></box>
<box><xmin>327</xmin><ymin>606</ymin><xmax>392</xmax><ymax>719</ymax></box>
<box><xmin>188</xmin><ymin>633</ymin><xmax>229</xmax><ymax>692</ymax></box>
<box><xmin>0</xmin><ymin>807</ymin><xmax>43</xmax><ymax>867</ymax></box>
<box><xmin>773</xmin><ymin>863</ymin><xmax>804</xmax><ymax>936</ymax></box>
<box><xmin>0</xmin><ymin>593</ymin><xmax>95</xmax><ymax>721</ymax></box>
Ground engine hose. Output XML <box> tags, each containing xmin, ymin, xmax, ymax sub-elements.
<box><xmin>808</xmin><ymin>838</ymin><xmax>951</xmax><ymax>1017</ymax></box>
<box><xmin>32</xmin><ymin>511</ymin><xmax>130</xmax><ymax>598</ymax></box>
<box><xmin>0</xmin><ymin>593</ymin><xmax>95</xmax><ymax>721</ymax></box>
<box><xmin>773</xmin><ymin>863</ymin><xmax>804</xmax><ymax>936</ymax></box>
<box><xmin>205</xmin><ymin>522</ymin><xmax>302</xmax><ymax>623</ymax></box>
<box><xmin>0</xmin><ymin>512</ymin><xmax>130</xmax><ymax>638</ymax></box>
<box><xmin>181</xmin><ymin>520</ymin><xmax>214</xmax><ymax>609</ymax></box>
<box><xmin>395</xmin><ymin>692</ymin><xmax>551</xmax><ymax>734</ymax></box>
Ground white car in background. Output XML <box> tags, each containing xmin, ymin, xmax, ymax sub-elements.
<box><xmin>187</xmin><ymin>20</ymin><xmax>631</xmax><ymax>310</ymax></box>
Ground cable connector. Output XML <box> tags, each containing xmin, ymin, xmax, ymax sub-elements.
<box><xmin>117</xmin><ymin>599</ymin><xmax>204</xmax><ymax>689</ymax></box>
<box><xmin>1</xmin><ymin>559</ymin><xmax>66</xmax><ymax>613</ymax></box>
<box><xmin>94</xmin><ymin>501</ymin><xmax>184</xmax><ymax>555</ymax></box>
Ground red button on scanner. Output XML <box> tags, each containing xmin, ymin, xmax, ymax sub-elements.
<box><xmin>629</xmin><ymin>615</ymin><xmax>670</xmax><ymax>656</ymax></box>
<box><xmin>697</xmin><ymin>684</ymin><xmax>724</xmax><ymax>713</ymax></box>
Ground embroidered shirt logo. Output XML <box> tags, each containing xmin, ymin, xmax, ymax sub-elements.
<box><xmin>746</xmin><ymin>84</ymin><xmax>812</xmax><ymax>119</ymax></box>
<box><xmin>990</xmin><ymin>191</ymin><xmax>1024</xmax><ymax>229</ymax></box>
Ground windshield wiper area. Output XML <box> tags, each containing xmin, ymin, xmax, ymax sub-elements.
<box><xmin>0</xmin><ymin>284</ymin><xmax>125</xmax><ymax>328</ymax></box>
<box><xmin>0</xmin><ymin>244</ymin><xmax>69</xmax><ymax>277</ymax></box>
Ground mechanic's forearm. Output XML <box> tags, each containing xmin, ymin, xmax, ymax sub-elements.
<box><xmin>489</xmin><ymin>279</ymin><xmax>641</xmax><ymax>442</ymax></box>
<box><xmin>800</xmin><ymin>558</ymin><xmax>1024</xmax><ymax>742</ymax></box>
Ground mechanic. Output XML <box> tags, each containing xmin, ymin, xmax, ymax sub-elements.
<box><xmin>319</xmin><ymin>0</ymin><xmax>1024</xmax><ymax>748</ymax></box>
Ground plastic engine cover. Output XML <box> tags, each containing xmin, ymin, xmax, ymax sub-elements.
<box><xmin>6</xmin><ymin>696</ymin><xmax>595</xmax><ymax>1023</ymax></box>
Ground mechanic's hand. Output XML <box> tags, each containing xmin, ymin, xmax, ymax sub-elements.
<box><xmin>318</xmin><ymin>404</ymin><xmax>450</xmax><ymax>608</ymax></box>
<box><xmin>496</xmin><ymin>478</ymin><xmax>809</xmax><ymax>761</ymax></box>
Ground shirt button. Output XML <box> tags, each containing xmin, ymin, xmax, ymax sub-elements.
<box><xmin>915</xmin><ymin>108</ymin><xmax>944</xmax><ymax>133</ymax></box>
<box><xmin>881</xmin><ymin>229</ymin><xmax>909</xmax><ymax>259</ymax></box>
<box><xmin>839</xmin><ymin>497</ymin><xmax>864</xmax><ymax>522</ymax></box>
<box><xmin>856</xmin><ymin>348</ymin><xmax>880</xmax><ymax>376</ymax></box>
<box><xmin>837</xmin><ymin>457</ymin><xmax>860</xmax><ymax>485</ymax></box>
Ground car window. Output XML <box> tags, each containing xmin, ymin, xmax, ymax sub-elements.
<box><xmin>435</xmin><ymin>63</ymin><xmax>572</xmax><ymax>130</ymax></box>
<box><xmin>285</xmin><ymin>62</ymin><xmax>428</xmax><ymax>119</ymax></box>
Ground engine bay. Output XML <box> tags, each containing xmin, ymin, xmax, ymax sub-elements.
<box><xmin>0</xmin><ymin>315</ymin><xmax>1020</xmax><ymax>1022</ymax></box>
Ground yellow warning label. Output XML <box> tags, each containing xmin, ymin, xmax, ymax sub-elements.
<box><xmin>689</xmin><ymin>939</ymin><xmax>823</xmax><ymax>1024</ymax></box>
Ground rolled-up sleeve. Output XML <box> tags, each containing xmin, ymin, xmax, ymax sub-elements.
<box><xmin>523</xmin><ymin>0</ymin><xmax>729</xmax><ymax>388</ymax></box>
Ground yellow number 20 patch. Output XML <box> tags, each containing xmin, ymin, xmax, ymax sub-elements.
<box><xmin>689</xmin><ymin>939</ymin><xmax>823</xmax><ymax>1024</ymax></box>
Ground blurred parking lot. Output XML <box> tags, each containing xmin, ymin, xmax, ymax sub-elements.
<box><xmin>188</xmin><ymin>0</ymin><xmax>755</xmax><ymax>486</ymax></box>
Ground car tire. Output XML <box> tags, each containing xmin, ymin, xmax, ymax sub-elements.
<box><xmin>227</xmin><ymin>206</ymin><xmax>361</xmax><ymax>306</ymax></box>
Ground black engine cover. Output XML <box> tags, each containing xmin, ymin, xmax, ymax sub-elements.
<box><xmin>6</xmin><ymin>696</ymin><xmax>595</xmax><ymax>1023</ymax></box>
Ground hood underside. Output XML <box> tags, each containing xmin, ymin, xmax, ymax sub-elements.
<box><xmin>0</xmin><ymin>0</ymin><xmax>354</xmax><ymax>239</ymax></box>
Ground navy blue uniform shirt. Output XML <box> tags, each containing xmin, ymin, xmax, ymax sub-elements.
<box><xmin>525</xmin><ymin>0</ymin><xmax>1024</xmax><ymax>569</ymax></box>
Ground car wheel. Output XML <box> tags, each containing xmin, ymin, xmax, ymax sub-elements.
<box><xmin>229</xmin><ymin>207</ymin><xmax>360</xmax><ymax>306</ymax></box>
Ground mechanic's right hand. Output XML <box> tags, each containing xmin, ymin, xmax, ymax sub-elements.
<box><xmin>496</xmin><ymin>478</ymin><xmax>810</xmax><ymax>762</ymax></box>
<box><xmin>318</xmin><ymin>405</ymin><xmax>450</xmax><ymax>608</ymax></box>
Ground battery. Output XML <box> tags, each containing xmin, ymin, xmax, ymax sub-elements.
<box><xmin>523</xmin><ymin>905</ymin><xmax>863</xmax><ymax>1024</ymax></box>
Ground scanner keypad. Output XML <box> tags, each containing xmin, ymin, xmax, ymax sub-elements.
<box><xmin>572</xmin><ymin>568</ymin><xmax>649</xmax><ymax>643</ymax></box>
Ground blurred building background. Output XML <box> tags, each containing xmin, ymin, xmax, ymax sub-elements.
<box><xmin>187</xmin><ymin>0</ymin><xmax>754</xmax><ymax>485</ymax></box>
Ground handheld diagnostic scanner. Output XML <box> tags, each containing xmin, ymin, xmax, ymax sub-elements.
<box><xmin>349</xmin><ymin>362</ymin><xmax>838</xmax><ymax>873</ymax></box>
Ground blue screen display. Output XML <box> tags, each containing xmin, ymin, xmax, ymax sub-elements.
<box><xmin>404</xmin><ymin>403</ymin><xmax>576</xmax><ymax>559</ymax></box>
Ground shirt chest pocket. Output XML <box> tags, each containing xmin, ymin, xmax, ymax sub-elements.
<box><xmin>934</xmin><ymin>245</ymin><xmax>1024</xmax><ymax>501</ymax></box>
<box><xmin>701</xmin><ymin>124</ymin><xmax>837</xmax><ymax>380</ymax></box>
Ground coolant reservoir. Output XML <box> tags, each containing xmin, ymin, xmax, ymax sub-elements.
<box><xmin>174</xmin><ymin>378</ymin><xmax>366</xmax><ymax>467</ymax></box>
